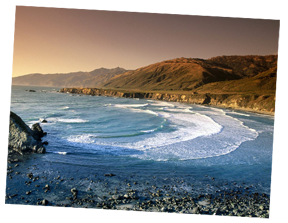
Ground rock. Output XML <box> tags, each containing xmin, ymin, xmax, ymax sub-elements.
<box><xmin>123</xmin><ymin>194</ymin><xmax>130</xmax><ymax>199</ymax></box>
<box><xmin>112</xmin><ymin>195</ymin><xmax>121</xmax><ymax>200</ymax></box>
<box><xmin>104</xmin><ymin>173</ymin><xmax>116</xmax><ymax>177</ymax></box>
<box><xmin>41</xmin><ymin>199</ymin><xmax>48</xmax><ymax>205</ymax></box>
<box><xmin>28</xmin><ymin>90</ymin><xmax>36</xmax><ymax>92</ymax></box>
<box><xmin>161</xmin><ymin>207</ymin><xmax>167</xmax><ymax>212</ymax></box>
<box><xmin>71</xmin><ymin>188</ymin><xmax>78</xmax><ymax>196</ymax></box>
<box><xmin>31</xmin><ymin>123</ymin><xmax>46</xmax><ymax>140</ymax></box>
<box><xmin>27</xmin><ymin>173</ymin><xmax>33</xmax><ymax>179</ymax></box>
<box><xmin>9</xmin><ymin>112</ymin><xmax>46</xmax><ymax>155</ymax></box>
<box><xmin>36</xmin><ymin>146</ymin><xmax>46</xmax><ymax>154</ymax></box>
<box><xmin>192</xmin><ymin>206</ymin><xmax>200</xmax><ymax>214</ymax></box>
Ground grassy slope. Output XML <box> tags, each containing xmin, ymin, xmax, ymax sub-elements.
<box><xmin>195</xmin><ymin>66</ymin><xmax>277</xmax><ymax>95</ymax></box>
<box><xmin>102</xmin><ymin>56</ymin><xmax>277</xmax><ymax>95</ymax></box>
<box><xmin>102</xmin><ymin>57</ymin><xmax>240</xmax><ymax>91</ymax></box>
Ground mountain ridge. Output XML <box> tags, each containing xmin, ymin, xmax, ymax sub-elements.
<box><xmin>12</xmin><ymin>67</ymin><xmax>128</xmax><ymax>87</ymax></box>
<box><xmin>102</xmin><ymin>55</ymin><xmax>277</xmax><ymax>93</ymax></box>
<box><xmin>12</xmin><ymin>55</ymin><xmax>277</xmax><ymax>93</ymax></box>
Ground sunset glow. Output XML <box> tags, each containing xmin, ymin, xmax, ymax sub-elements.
<box><xmin>12</xmin><ymin>6</ymin><xmax>279</xmax><ymax>77</ymax></box>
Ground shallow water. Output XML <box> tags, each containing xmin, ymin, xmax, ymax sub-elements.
<box><xmin>8</xmin><ymin>85</ymin><xmax>274</xmax><ymax>200</ymax></box>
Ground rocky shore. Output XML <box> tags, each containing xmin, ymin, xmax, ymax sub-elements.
<box><xmin>5</xmin><ymin>155</ymin><xmax>270</xmax><ymax>218</ymax></box>
<box><xmin>5</xmin><ymin>111</ymin><xmax>48</xmax><ymax>178</ymax></box>
<box><xmin>8</xmin><ymin>111</ymin><xmax>47</xmax><ymax>155</ymax></box>
<box><xmin>60</xmin><ymin>88</ymin><xmax>275</xmax><ymax>115</ymax></box>
<box><xmin>6</xmin><ymin>107</ymin><xmax>270</xmax><ymax>218</ymax></box>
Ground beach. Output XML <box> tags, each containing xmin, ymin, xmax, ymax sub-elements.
<box><xmin>6</xmin><ymin>85</ymin><xmax>274</xmax><ymax>218</ymax></box>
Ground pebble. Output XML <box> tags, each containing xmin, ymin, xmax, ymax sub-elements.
<box><xmin>41</xmin><ymin>199</ymin><xmax>48</xmax><ymax>205</ymax></box>
<box><xmin>27</xmin><ymin>173</ymin><xmax>33</xmax><ymax>179</ymax></box>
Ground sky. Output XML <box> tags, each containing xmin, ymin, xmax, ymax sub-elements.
<box><xmin>11</xmin><ymin>6</ymin><xmax>280</xmax><ymax>77</ymax></box>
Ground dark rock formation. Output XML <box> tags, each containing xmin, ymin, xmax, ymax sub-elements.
<box><xmin>8</xmin><ymin>111</ymin><xmax>46</xmax><ymax>155</ymax></box>
<box><xmin>31</xmin><ymin>123</ymin><xmax>47</xmax><ymax>140</ymax></box>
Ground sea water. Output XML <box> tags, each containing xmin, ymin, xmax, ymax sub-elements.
<box><xmin>9</xmin><ymin>85</ymin><xmax>274</xmax><ymax>198</ymax></box>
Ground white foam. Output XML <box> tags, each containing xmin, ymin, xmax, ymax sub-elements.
<box><xmin>130</xmin><ymin>109</ymin><xmax>159</xmax><ymax>116</ymax></box>
<box><xmin>84</xmin><ymin>111</ymin><xmax>223</xmax><ymax>151</ymax></box>
<box><xmin>60</xmin><ymin>106</ymin><xmax>70</xmax><ymax>110</ymax></box>
<box><xmin>108</xmin><ymin>102</ymin><xmax>159</xmax><ymax>116</ymax></box>
<box><xmin>229</xmin><ymin>111</ymin><xmax>250</xmax><ymax>117</ymax></box>
<box><xmin>56</xmin><ymin>152</ymin><xmax>67</xmax><ymax>155</ymax></box>
<box><xmin>63</xmin><ymin>102</ymin><xmax>260</xmax><ymax>161</ymax></box>
<box><xmin>141</xmin><ymin>129</ymin><xmax>157</xmax><ymax>133</ymax></box>
<box><xmin>67</xmin><ymin>134</ymin><xmax>95</xmax><ymax>144</ymax></box>
<box><xmin>126</xmin><ymin>106</ymin><xmax>258</xmax><ymax>160</ymax></box>
<box><xmin>113</xmin><ymin>103</ymin><xmax>148</xmax><ymax>108</ymax></box>
<box><xmin>58</xmin><ymin>118</ymin><xmax>89</xmax><ymax>123</ymax></box>
<box><xmin>149</xmin><ymin>101</ymin><xmax>175</xmax><ymax>107</ymax></box>
<box><xmin>164</xmin><ymin>108</ymin><xmax>194</xmax><ymax>113</ymax></box>
<box><xmin>46</xmin><ymin>117</ymin><xmax>88</xmax><ymax>123</ymax></box>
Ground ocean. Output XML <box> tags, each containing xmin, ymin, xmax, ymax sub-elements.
<box><xmin>7</xmin><ymin>85</ymin><xmax>274</xmax><ymax>207</ymax></box>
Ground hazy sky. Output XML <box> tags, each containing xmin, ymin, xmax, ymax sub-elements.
<box><xmin>12</xmin><ymin>6</ymin><xmax>280</xmax><ymax>77</ymax></box>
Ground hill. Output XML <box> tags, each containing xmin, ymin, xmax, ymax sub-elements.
<box><xmin>207</xmin><ymin>55</ymin><xmax>277</xmax><ymax>77</ymax></box>
<box><xmin>196</xmin><ymin>66</ymin><xmax>277</xmax><ymax>95</ymax></box>
<box><xmin>102</xmin><ymin>55</ymin><xmax>277</xmax><ymax>93</ymax></box>
<box><xmin>12</xmin><ymin>67</ymin><xmax>128</xmax><ymax>87</ymax></box>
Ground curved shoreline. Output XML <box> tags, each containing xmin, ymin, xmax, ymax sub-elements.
<box><xmin>60</xmin><ymin>87</ymin><xmax>275</xmax><ymax>116</ymax></box>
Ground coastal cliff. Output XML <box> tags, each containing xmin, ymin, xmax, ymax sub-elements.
<box><xmin>60</xmin><ymin>88</ymin><xmax>275</xmax><ymax>115</ymax></box>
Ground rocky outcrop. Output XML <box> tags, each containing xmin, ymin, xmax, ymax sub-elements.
<box><xmin>60</xmin><ymin>88</ymin><xmax>275</xmax><ymax>115</ymax></box>
<box><xmin>9</xmin><ymin>111</ymin><xmax>46</xmax><ymax>155</ymax></box>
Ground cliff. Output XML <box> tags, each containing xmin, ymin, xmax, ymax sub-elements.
<box><xmin>9</xmin><ymin>111</ymin><xmax>46</xmax><ymax>155</ymax></box>
<box><xmin>60</xmin><ymin>88</ymin><xmax>275</xmax><ymax>115</ymax></box>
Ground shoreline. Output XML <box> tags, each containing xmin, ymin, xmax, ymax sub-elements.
<box><xmin>5</xmin><ymin>152</ymin><xmax>270</xmax><ymax>217</ymax></box>
<box><xmin>6</xmin><ymin>85</ymin><xmax>273</xmax><ymax>218</ymax></box>
<box><xmin>60</xmin><ymin>87</ymin><xmax>275</xmax><ymax>116</ymax></box>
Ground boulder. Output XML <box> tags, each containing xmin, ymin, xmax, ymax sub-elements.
<box><xmin>31</xmin><ymin>123</ymin><xmax>47</xmax><ymax>140</ymax></box>
<box><xmin>9</xmin><ymin>111</ymin><xmax>46</xmax><ymax>155</ymax></box>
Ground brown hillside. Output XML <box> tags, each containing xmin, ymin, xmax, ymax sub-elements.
<box><xmin>196</xmin><ymin>66</ymin><xmax>277</xmax><ymax>95</ymax></box>
<box><xmin>102</xmin><ymin>57</ymin><xmax>240</xmax><ymax>91</ymax></box>
<box><xmin>207</xmin><ymin>55</ymin><xmax>277</xmax><ymax>77</ymax></box>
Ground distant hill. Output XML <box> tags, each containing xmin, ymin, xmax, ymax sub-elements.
<box><xmin>102</xmin><ymin>55</ymin><xmax>277</xmax><ymax>93</ymax></box>
<box><xmin>196</xmin><ymin>66</ymin><xmax>277</xmax><ymax>95</ymax></box>
<box><xmin>207</xmin><ymin>55</ymin><xmax>277</xmax><ymax>77</ymax></box>
<box><xmin>102</xmin><ymin>58</ymin><xmax>240</xmax><ymax>91</ymax></box>
<box><xmin>12</xmin><ymin>67</ymin><xmax>128</xmax><ymax>87</ymax></box>
<box><xmin>12</xmin><ymin>55</ymin><xmax>278</xmax><ymax>96</ymax></box>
